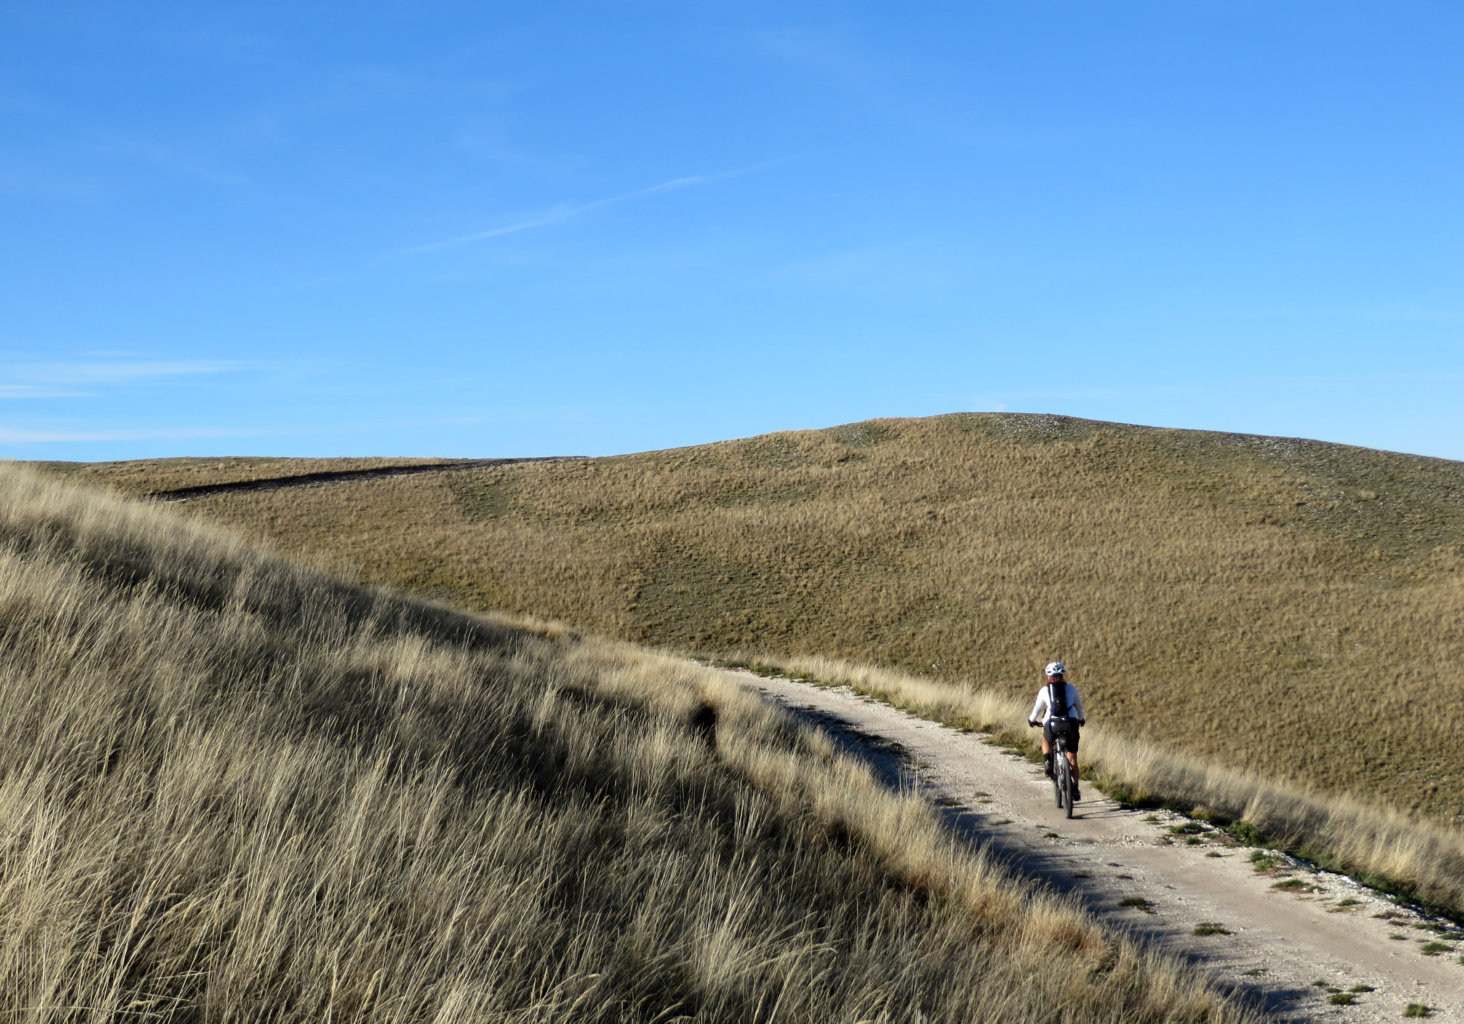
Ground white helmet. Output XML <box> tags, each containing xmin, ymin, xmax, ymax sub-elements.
<box><xmin>1045</xmin><ymin>661</ymin><xmax>1065</xmax><ymax>678</ymax></box>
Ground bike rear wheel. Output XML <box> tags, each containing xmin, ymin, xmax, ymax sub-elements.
<box><xmin>1053</xmin><ymin>738</ymin><xmax>1074</xmax><ymax>817</ymax></box>
<box><xmin>1052</xmin><ymin>739</ymin><xmax>1065</xmax><ymax>809</ymax></box>
<box><xmin>1062</xmin><ymin>759</ymin><xmax>1074</xmax><ymax>818</ymax></box>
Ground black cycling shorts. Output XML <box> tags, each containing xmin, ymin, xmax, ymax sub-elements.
<box><xmin>1044</xmin><ymin>718</ymin><xmax>1080</xmax><ymax>753</ymax></box>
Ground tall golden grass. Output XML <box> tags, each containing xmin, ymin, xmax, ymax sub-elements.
<box><xmin>0</xmin><ymin>462</ymin><xmax>1256</xmax><ymax>1022</ymax></box>
<box><xmin>94</xmin><ymin>414</ymin><xmax>1464</xmax><ymax>828</ymax></box>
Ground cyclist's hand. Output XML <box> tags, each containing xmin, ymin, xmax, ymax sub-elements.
<box><xmin>1027</xmin><ymin>720</ymin><xmax>1037</xmax><ymax>728</ymax></box>
<box><xmin>1077</xmin><ymin>719</ymin><xmax>1086</xmax><ymax>726</ymax></box>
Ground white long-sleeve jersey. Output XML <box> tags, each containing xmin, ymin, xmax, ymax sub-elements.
<box><xmin>1029</xmin><ymin>682</ymin><xmax>1085</xmax><ymax>724</ymax></box>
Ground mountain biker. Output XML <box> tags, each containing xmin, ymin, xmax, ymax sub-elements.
<box><xmin>1028</xmin><ymin>661</ymin><xmax>1086</xmax><ymax>800</ymax></box>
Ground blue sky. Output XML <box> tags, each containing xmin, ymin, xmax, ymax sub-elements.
<box><xmin>3</xmin><ymin>1</ymin><xmax>1462</xmax><ymax>462</ymax></box>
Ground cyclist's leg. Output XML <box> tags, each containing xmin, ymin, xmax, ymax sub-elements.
<box><xmin>1040</xmin><ymin>723</ymin><xmax>1055</xmax><ymax>776</ymax></box>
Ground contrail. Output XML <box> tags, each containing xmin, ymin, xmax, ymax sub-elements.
<box><xmin>406</xmin><ymin>157</ymin><xmax>796</xmax><ymax>254</ymax></box>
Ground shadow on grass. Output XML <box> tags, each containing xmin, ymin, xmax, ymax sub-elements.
<box><xmin>769</xmin><ymin>699</ymin><xmax>1313</xmax><ymax>1022</ymax></box>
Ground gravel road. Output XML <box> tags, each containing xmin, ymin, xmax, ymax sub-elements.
<box><xmin>739</xmin><ymin>672</ymin><xmax>1464</xmax><ymax>1023</ymax></box>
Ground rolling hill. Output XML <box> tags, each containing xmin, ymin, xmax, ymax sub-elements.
<box><xmin>54</xmin><ymin>412</ymin><xmax>1464</xmax><ymax>824</ymax></box>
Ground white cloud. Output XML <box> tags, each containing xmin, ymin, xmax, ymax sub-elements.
<box><xmin>18</xmin><ymin>359</ymin><xmax>252</xmax><ymax>384</ymax></box>
<box><xmin>2</xmin><ymin>359</ymin><xmax>257</xmax><ymax>388</ymax></box>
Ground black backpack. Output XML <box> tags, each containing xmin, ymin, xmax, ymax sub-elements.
<box><xmin>1047</xmin><ymin>681</ymin><xmax>1070</xmax><ymax>719</ymax></box>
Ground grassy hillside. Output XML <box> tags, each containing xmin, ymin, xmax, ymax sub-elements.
<box><xmin>0</xmin><ymin>463</ymin><xmax>1254</xmax><ymax>1022</ymax></box>
<box><xmin>63</xmin><ymin>413</ymin><xmax>1464</xmax><ymax>825</ymax></box>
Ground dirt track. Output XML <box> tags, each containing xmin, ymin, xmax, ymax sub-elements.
<box><xmin>144</xmin><ymin>457</ymin><xmax>582</xmax><ymax>503</ymax></box>
<box><xmin>739</xmin><ymin>672</ymin><xmax>1464</xmax><ymax>1023</ymax></box>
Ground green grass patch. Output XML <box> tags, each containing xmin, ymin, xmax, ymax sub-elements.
<box><xmin>1226</xmin><ymin>820</ymin><xmax>1266</xmax><ymax>846</ymax></box>
<box><xmin>1249</xmin><ymin>850</ymin><xmax>1283</xmax><ymax>872</ymax></box>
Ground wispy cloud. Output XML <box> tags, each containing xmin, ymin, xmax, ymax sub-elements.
<box><xmin>0</xmin><ymin>425</ymin><xmax>289</xmax><ymax>444</ymax></box>
<box><xmin>0</xmin><ymin>385</ymin><xmax>90</xmax><ymax>399</ymax></box>
<box><xmin>405</xmin><ymin>159</ymin><xmax>793</xmax><ymax>254</ymax></box>
<box><xmin>5</xmin><ymin>359</ymin><xmax>254</xmax><ymax>386</ymax></box>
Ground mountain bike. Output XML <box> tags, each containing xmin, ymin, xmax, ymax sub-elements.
<box><xmin>1031</xmin><ymin>718</ymin><xmax>1077</xmax><ymax>818</ymax></box>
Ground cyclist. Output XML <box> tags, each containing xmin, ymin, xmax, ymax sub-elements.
<box><xmin>1028</xmin><ymin>661</ymin><xmax>1086</xmax><ymax>800</ymax></box>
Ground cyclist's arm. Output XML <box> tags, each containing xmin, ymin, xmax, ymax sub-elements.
<box><xmin>1028</xmin><ymin>690</ymin><xmax>1049</xmax><ymax>725</ymax></box>
<box><xmin>1070</xmin><ymin>687</ymin><xmax>1086</xmax><ymax>723</ymax></box>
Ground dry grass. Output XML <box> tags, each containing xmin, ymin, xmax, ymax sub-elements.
<box><xmin>0</xmin><ymin>462</ymin><xmax>1256</xmax><ymax>1022</ymax></box>
<box><xmin>93</xmin><ymin>413</ymin><xmax>1464</xmax><ymax>828</ymax></box>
